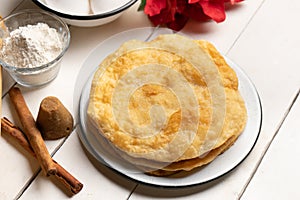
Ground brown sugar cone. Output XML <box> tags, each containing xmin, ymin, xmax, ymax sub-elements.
<box><xmin>37</xmin><ymin>96</ymin><xmax>74</xmax><ymax>140</ymax></box>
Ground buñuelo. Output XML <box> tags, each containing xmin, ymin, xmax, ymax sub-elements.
<box><xmin>87</xmin><ymin>34</ymin><xmax>247</xmax><ymax>176</ymax></box>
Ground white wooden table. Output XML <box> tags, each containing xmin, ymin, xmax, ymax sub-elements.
<box><xmin>1</xmin><ymin>0</ymin><xmax>300</xmax><ymax>199</ymax></box>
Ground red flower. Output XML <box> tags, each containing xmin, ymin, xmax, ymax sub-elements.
<box><xmin>193</xmin><ymin>0</ymin><xmax>226</xmax><ymax>23</ymax></box>
<box><xmin>144</xmin><ymin>0</ymin><xmax>168</xmax><ymax>16</ymax></box>
<box><xmin>141</xmin><ymin>0</ymin><xmax>243</xmax><ymax>31</ymax></box>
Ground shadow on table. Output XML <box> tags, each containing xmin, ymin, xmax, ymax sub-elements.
<box><xmin>131</xmin><ymin>173</ymin><xmax>230</xmax><ymax>198</ymax></box>
<box><xmin>79</xmin><ymin>137</ymin><xmax>233</xmax><ymax>197</ymax></box>
<box><xmin>79</xmin><ymin>140</ymin><xmax>138</xmax><ymax>191</ymax></box>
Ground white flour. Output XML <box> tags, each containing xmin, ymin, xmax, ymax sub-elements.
<box><xmin>0</xmin><ymin>23</ymin><xmax>63</xmax><ymax>68</ymax></box>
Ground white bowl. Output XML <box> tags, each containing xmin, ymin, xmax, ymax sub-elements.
<box><xmin>32</xmin><ymin>0</ymin><xmax>138</xmax><ymax>27</ymax></box>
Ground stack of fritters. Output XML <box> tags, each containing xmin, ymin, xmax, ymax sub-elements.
<box><xmin>87</xmin><ymin>34</ymin><xmax>247</xmax><ymax>176</ymax></box>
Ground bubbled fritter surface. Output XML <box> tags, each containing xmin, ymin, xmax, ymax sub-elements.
<box><xmin>87</xmin><ymin>34</ymin><xmax>247</xmax><ymax>175</ymax></box>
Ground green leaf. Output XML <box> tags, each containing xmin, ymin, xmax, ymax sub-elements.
<box><xmin>138</xmin><ymin>0</ymin><xmax>146</xmax><ymax>11</ymax></box>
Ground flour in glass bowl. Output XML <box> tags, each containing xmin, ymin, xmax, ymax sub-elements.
<box><xmin>0</xmin><ymin>22</ymin><xmax>63</xmax><ymax>68</ymax></box>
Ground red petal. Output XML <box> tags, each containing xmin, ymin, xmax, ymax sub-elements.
<box><xmin>184</xmin><ymin>2</ymin><xmax>210</xmax><ymax>21</ymax></box>
<box><xmin>176</xmin><ymin>0</ymin><xmax>188</xmax><ymax>13</ymax></box>
<box><xmin>188</xmin><ymin>0</ymin><xmax>200</xmax><ymax>3</ymax></box>
<box><xmin>199</xmin><ymin>0</ymin><xmax>226</xmax><ymax>23</ymax></box>
<box><xmin>225</xmin><ymin>0</ymin><xmax>243</xmax><ymax>4</ymax></box>
<box><xmin>167</xmin><ymin>13</ymin><xmax>189</xmax><ymax>31</ymax></box>
<box><xmin>144</xmin><ymin>0</ymin><xmax>167</xmax><ymax>16</ymax></box>
<box><xmin>148</xmin><ymin>0</ymin><xmax>177</xmax><ymax>25</ymax></box>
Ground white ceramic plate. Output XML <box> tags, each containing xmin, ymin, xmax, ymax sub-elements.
<box><xmin>77</xmin><ymin>28</ymin><xmax>262</xmax><ymax>187</ymax></box>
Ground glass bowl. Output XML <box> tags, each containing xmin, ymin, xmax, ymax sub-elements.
<box><xmin>0</xmin><ymin>9</ymin><xmax>70</xmax><ymax>87</ymax></box>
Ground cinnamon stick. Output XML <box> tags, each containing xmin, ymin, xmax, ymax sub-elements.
<box><xmin>8</xmin><ymin>87</ymin><xmax>56</xmax><ymax>176</ymax></box>
<box><xmin>1</xmin><ymin>117</ymin><xmax>83</xmax><ymax>194</ymax></box>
